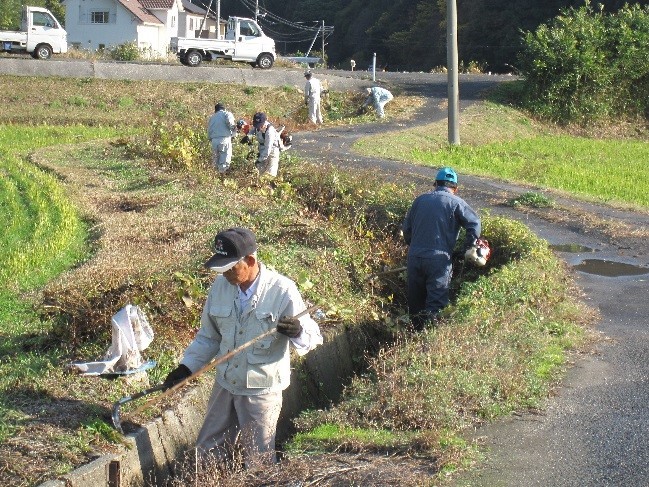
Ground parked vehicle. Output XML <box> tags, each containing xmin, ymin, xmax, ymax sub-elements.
<box><xmin>170</xmin><ymin>17</ymin><xmax>275</xmax><ymax>69</ymax></box>
<box><xmin>0</xmin><ymin>6</ymin><xmax>67</xmax><ymax>59</ymax></box>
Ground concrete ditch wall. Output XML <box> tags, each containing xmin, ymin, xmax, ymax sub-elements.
<box><xmin>38</xmin><ymin>324</ymin><xmax>386</xmax><ymax>487</ymax></box>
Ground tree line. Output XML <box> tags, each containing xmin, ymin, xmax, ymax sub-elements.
<box><xmin>2</xmin><ymin>0</ymin><xmax>646</xmax><ymax>74</ymax></box>
<box><xmin>216</xmin><ymin>0</ymin><xmax>648</xmax><ymax>72</ymax></box>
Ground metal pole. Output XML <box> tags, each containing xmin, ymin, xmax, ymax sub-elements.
<box><xmin>447</xmin><ymin>0</ymin><xmax>460</xmax><ymax>145</ymax></box>
<box><xmin>372</xmin><ymin>52</ymin><xmax>376</xmax><ymax>82</ymax></box>
<box><xmin>199</xmin><ymin>0</ymin><xmax>213</xmax><ymax>37</ymax></box>
<box><xmin>305</xmin><ymin>25</ymin><xmax>320</xmax><ymax>58</ymax></box>
<box><xmin>321</xmin><ymin>20</ymin><xmax>325</xmax><ymax>67</ymax></box>
<box><xmin>216</xmin><ymin>0</ymin><xmax>220</xmax><ymax>39</ymax></box>
<box><xmin>255</xmin><ymin>0</ymin><xmax>259</xmax><ymax>22</ymax></box>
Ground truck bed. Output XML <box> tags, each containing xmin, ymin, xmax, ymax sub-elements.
<box><xmin>0</xmin><ymin>31</ymin><xmax>28</xmax><ymax>43</ymax></box>
<box><xmin>173</xmin><ymin>37</ymin><xmax>236</xmax><ymax>54</ymax></box>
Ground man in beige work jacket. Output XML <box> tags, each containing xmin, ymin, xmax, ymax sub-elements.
<box><xmin>163</xmin><ymin>227</ymin><xmax>323</xmax><ymax>465</ymax></box>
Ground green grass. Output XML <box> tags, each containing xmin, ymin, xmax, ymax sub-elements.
<box><xmin>0</xmin><ymin>75</ymin><xmax>615</xmax><ymax>484</ymax></box>
<box><xmin>0</xmin><ymin>125</ymin><xmax>120</xmax><ymax>443</ymax></box>
<box><xmin>0</xmin><ymin>125</ymin><xmax>120</xmax><ymax>291</ymax></box>
<box><xmin>426</xmin><ymin>136</ymin><xmax>648</xmax><ymax>207</ymax></box>
<box><xmin>353</xmin><ymin>99</ymin><xmax>649</xmax><ymax>208</ymax></box>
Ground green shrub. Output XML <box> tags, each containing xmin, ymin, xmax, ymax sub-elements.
<box><xmin>110</xmin><ymin>42</ymin><xmax>140</xmax><ymax>62</ymax></box>
<box><xmin>132</xmin><ymin>117</ymin><xmax>209</xmax><ymax>170</ymax></box>
<box><xmin>518</xmin><ymin>3</ymin><xmax>649</xmax><ymax>124</ymax></box>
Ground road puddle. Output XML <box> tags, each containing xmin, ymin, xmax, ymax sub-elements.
<box><xmin>573</xmin><ymin>259</ymin><xmax>649</xmax><ymax>277</ymax></box>
<box><xmin>550</xmin><ymin>243</ymin><xmax>595</xmax><ymax>253</ymax></box>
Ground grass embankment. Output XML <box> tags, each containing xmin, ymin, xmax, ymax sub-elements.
<box><xmin>286</xmin><ymin>217</ymin><xmax>592</xmax><ymax>480</ymax></box>
<box><xmin>0</xmin><ymin>75</ymin><xmax>420</xmax><ymax>486</ymax></box>
<box><xmin>0</xmin><ymin>74</ymin><xmax>603</xmax><ymax>485</ymax></box>
<box><xmin>354</xmin><ymin>86</ymin><xmax>649</xmax><ymax>210</ymax></box>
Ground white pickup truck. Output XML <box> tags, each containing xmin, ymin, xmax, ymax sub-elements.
<box><xmin>0</xmin><ymin>6</ymin><xmax>67</xmax><ymax>59</ymax></box>
<box><xmin>171</xmin><ymin>17</ymin><xmax>276</xmax><ymax>69</ymax></box>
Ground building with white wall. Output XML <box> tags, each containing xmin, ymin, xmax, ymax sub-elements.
<box><xmin>63</xmin><ymin>0</ymin><xmax>183</xmax><ymax>57</ymax></box>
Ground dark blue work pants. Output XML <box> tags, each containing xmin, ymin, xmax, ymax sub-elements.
<box><xmin>406</xmin><ymin>253</ymin><xmax>452</xmax><ymax>329</ymax></box>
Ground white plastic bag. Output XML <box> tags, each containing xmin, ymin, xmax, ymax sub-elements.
<box><xmin>69</xmin><ymin>304</ymin><xmax>154</xmax><ymax>376</ymax></box>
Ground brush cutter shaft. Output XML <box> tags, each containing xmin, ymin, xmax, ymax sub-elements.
<box><xmin>368</xmin><ymin>266</ymin><xmax>407</xmax><ymax>280</ymax></box>
<box><xmin>131</xmin><ymin>327</ymin><xmax>277</xmax><ymax>415</ymax></box>
<box><xmin>111</xmin><ymin>304</ymin><xmax>319</xmax><ymax>431</ymax></box>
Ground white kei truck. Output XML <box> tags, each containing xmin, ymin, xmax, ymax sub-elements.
<box><xmin>170</xmin><ymin>17</ymin><xmax>276</xmax><ymax>69</ymax></box>
<box><xmin>0</xmin><ymin>6</ymin><xmax>67</xmax><ymax>60</ymax></box>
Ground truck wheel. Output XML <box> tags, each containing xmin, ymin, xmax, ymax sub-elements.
<box><xmin>257</xmin><ymin>53</ymin><xmax>274</xmax><ymax>70</ymax></box>
<box><xmin>185</xmin><ymin>50</ymin><xmax>202</xmax><ymax>67</ymax></box>
<box><xmin>34</xmin><ymin>44</ymin><xmax>53</xmax><ymax>60</ymax></box>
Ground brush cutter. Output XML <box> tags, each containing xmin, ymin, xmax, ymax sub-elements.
<box><xmin>111</xmin><ymin>304</ymin><xmax>319</xmax><ymax>433</ymax></box>
<box><xmin>367</xmin><ymin>266</ymin><xmax>407</xmax><ymax>282</ymax></box>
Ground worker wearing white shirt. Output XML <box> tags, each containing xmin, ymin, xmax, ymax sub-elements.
<box><xmin>304</xmin><ymin>70</ymin><xmax>323</xmax><ymax>124</ymax></box>
<box><xmin>207</xmin><ymin>102</ymin><xmax>236</xmax><ymax>173</ymax></box>
<box><xmin>363</xmin><ymin>86</ymin><xmax>394</xmax><ymax>118</ymax></box>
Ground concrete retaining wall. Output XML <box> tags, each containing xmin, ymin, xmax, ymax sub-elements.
<box><xmin>38</xmin><ymin>323</ymin><xmax>386</xmax><ymax>486</ymax></box>
<box><xmin>0</xmin><ymin>58</ymin><xmax>370</xmax><ymax>92</ymax></box>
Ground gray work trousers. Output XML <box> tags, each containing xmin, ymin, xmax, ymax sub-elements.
<box><xmin>196</xmin><ymin>380</ymin><xmax>282</xmax><ymax>466</ymax></box>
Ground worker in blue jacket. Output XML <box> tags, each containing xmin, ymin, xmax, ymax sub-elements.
<box><xmin>402</xmin><ymin>167</ymin><xmax>481</xmax><ymax>329</ymax></box>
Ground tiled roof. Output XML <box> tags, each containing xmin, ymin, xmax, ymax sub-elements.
<box><xmin>181</xmin><ymin>0</ymin><xmax>210</xmax><ymax>16</ymax></box>
<box><xmin>116</xmin><ymin>0</ymin><xmax>163</xmax><ymax>24</ymax></box>
<box><xmin>140</xmin><ymin>0</ymin><xmax>175</xmax><ymax>9</ymax></box>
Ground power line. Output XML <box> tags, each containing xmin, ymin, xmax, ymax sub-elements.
<box><xmin>238</xmin><ymin>0</ymin><xmax>333</xmax><ymax>34</ymax></box>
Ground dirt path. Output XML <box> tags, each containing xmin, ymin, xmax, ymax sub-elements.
<box><xmin>293</xmin><ymin>73</ymin><xmax>649</xmax><ymax>486</ymax></box>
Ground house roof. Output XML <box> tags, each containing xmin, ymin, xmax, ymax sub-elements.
<box><xmin>116</xmin><ymin>0</ymin><xmax>163</xmax><ymax>24</ymax></box>
<box><xmin>140</xmin><ymin>0</ymin><xmax>175</xmax><ymax>9</ymax></box>
<box><xmin>181</xmin><ymin>0</ymin><xmax>215</xmax><ymax>17</ymax></box>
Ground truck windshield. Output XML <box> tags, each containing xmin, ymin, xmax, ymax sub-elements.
<box><xmin>33</xmin><ymin>12</ymin><xmax>56</xmax><ymax>28</ymax></box>
<box><xmin>239</xmin><ymin>21</ymin><xmax>260</xmax><ymax>37</ymax></box>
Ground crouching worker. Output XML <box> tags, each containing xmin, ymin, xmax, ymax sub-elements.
<box><xmin>362</xmin><ymin>86</ymin><xmax>393</xmax><ymax>118</ymax></box>
<box><xmin>163</xmin><ymin>227</ymin><xmax>323</xmax><ymax>466</ymax></box>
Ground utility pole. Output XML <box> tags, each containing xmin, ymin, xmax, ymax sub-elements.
<box><xmin>216</xmin><ymin>0</ymin><xmax>220</xmax><ymax>38</ymax></box>
<box><xmin>321</xmin><ymin>20</ymin><xmax>325</xmax><ymax>67</ymax></box>
<box><xmin>447</xmin><ymin>0</ymin><xmax>460</xmax><ymax>145</ymax></box>
<box><xmin>255</xmin><ymin>0</ymin><xmax>259</xmax><ymax>22</ymax></box>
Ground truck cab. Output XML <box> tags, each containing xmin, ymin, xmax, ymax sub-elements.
<box><xmin>225</xmin><ymin>17</ymin><xmax>273</xmax><ymax>67</ymax></box>
<box><xmin>23</xmin><ymin>7</ymin><xmax>67</xmax><ymax>58</ymax></box>
<box><xmin>171</xmin><ymin>16</ymin><xmax>275</xmax><ymax>69</ymax></box>
<box><xmin>0</xmin><ymin>6</ymin><xmax>67</xmax><ymax>59</ymax></box>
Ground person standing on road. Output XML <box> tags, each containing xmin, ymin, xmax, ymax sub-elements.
<box><xmin>402</xmin><ymin>167</ymin><xmax>481</xmax><ymax>329</ymax></box>
<box><xmin>207</xmin><ymin>102</ymin><xmax>236</xmax><ymax>174</ymax></box>
<box><xmin>163</xmin><ymin>227</ymin><xmax>323</xmax><ymax>465</ymax></box>
<box><xmin>304</xmin><ymin>70</ymin><xmax>323</xmax><ymax>124</ymax></box>
<box><xmin>362</xmin><ymin>86</ymin><xmax>394</xmax><ymax>118</ymax></box>
<box><xmin>250</xmin><ymin>112</ymin><xmax>281</xmax><ymax>177</ymax></box>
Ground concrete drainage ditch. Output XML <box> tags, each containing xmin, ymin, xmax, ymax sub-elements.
<box><xmin>38</xmin><ymin>323</ymin><xmax>387</xmax><ymax>487</ymax></box>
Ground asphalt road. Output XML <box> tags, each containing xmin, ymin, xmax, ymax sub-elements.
<box><xmin>290</xmin><ymin>74</ymin><xmax>649</xmax><ymax>487</ymax></box>
<box><xmin>5</xmin><ymin>59</ymin><xmax>649</xmax><ymax>485</ymax></box>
